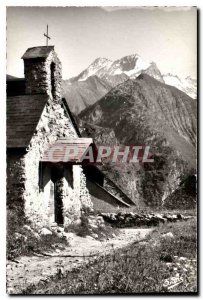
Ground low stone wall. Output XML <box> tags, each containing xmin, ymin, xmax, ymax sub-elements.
<box><xmin>100</xmin><ymin>212</ymin><xmax>192</xmax><ymax>228</ymax></box>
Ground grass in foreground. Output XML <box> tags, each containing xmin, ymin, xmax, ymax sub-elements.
<box><xmin>22</xmin><ymin>218</ymin><xmax>197</xmax><ymax>294</ymax></box>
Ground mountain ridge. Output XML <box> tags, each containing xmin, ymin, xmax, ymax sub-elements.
<box><xmin>62</xmin><ymin>53</ymin><xmax>196</xmax><ymax>114</ymax></box>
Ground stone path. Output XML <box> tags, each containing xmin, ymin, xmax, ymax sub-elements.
<box><xmin>7</xmin><ymin>228</ymin><xmax>152</xmax><ymax>294</ymax></box>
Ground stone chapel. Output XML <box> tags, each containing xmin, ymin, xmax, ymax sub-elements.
<box><xmin>7</xmin><ymin>46</ymin><xmax>134</xmax><ymax>229</ymax></box>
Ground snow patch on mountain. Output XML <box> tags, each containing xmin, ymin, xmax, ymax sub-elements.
<box><xmin>163</xmin><ymin>73</ymin><xmax>197</xmax><ymax>99</ymax></box>
<box><xmin>108</xmin><ymin>54</ymin><xmax>150</xmax><ymax>77</ymax></box>
<box><xmin>77</xmin><ymin>54</ymin><xmax>153</xmax><ymax>82</ymax></box>
<box><xmin>78</xmin><ymin>58</ymin><xmax>112</xmax><ymax>81</ymax></box>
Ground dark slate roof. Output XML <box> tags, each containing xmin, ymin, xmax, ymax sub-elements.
<box><xmin>22</xmin><ymin>46</ymin><xmax>54</xmax><ymax>60</ymax></box>
<box><xmin>7</xmin><ymin>78</ymin><xmax>26</xmax><ymax>96</ymax></box>
<box><xmin>7</xmin><ymin>95</ymin><xmax>48</xmax><ymax>148</ymax></box>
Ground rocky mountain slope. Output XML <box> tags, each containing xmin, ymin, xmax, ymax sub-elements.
<box><xmin>79</xmin><ymin>74</ymin><xmax>197</xmax><ymax>208</ymax></box>
<box><xmin>62</xmin><ymin>54</ymin><xmax>196</xmax><ymax>114</ymax></box>
<box><xmin>62</xmin><ymin>75</ymin><xmax>112</xmax><ymax>115</ymax></box>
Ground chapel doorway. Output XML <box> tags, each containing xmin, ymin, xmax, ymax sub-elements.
<box><xmin>51</xmin><ymin>165</ymin><xmax>64</xmax><ymax>226</ymax></box>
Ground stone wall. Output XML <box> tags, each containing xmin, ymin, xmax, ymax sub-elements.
<box><xmin>79</xmin><ymin>169</ymin><xmax>93</xmax><ymax>211</ymax></box>
<box><xmin>22</xmin><ymin>98</ymin><xmax>93</xmax><ymax>228</ymax></box>
<box><xmin>7</xmin><ymin>151</ymin><xmax>26</xmax><ymax>213</ymax></box>
<box><xmin>24</xmin><ymin>51</ymin><xmax>62</xmax><ymax>98</ymax></box>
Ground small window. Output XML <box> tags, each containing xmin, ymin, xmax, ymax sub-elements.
<box><xmin>38</xmin><ymin>162</ymin><xmax>44</xmax><ymax>192</ymax></box>
<box><xmin>38</xmin><ymin>162</ymin><xmax>50</xmax><ymax>192</ymax></box>
<box><xmin>50</xmin><ymin>62</ymin><xmax>56</xmax><ymax>97</ymax></box>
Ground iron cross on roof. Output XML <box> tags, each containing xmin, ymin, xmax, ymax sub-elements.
<box><xmin>44</xmin><ymin>25</ymin><xmax>51</xmax><ymax>46</ymax></box>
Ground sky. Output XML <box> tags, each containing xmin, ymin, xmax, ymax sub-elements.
<box><xmin>6</xmin><ymin>6</ymin><xmax>197</xmax><ymax>79</ymax></box>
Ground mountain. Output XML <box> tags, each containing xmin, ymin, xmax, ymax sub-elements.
<box><xmin>142</xmin><ymin>62</ymin><xmax>164</xmax><ymax>83</ymax></box>
<box><xmin>79</xmin><ymin>74</ymin><xmax>197</xmax><ymax>208</ymax></box>
<box><xmin>163</xmin><ymin>73</ymin><xmax>197</xmax><ymax>99</ymax></box>
<box><xmin>63</xmin><ymin>54</ymin><xmax>196</xmax><ymax>115</ymax></box>
<box><xmin>73</xmin><ymin>57</ymin><xmax>113</xmax><ymax>82</ymax></box>
<box><xmin>74</xmin><ymin>54</ymin><xmax>163</xmax><ymax>81</ymax></box>
<box><xmin>62</xmin><ymin>75</ymin><xmax>112</xmax><ymax>115</ymax></box>
<box><xmin>63</xmin><ymin>55</ymin><xmax>165</xmax><ymax>114</ymax></box>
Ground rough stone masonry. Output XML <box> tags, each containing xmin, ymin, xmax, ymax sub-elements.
<box><xmin>7</xmin><ymin>46</ymin><xmax>93</xmax><ymax>229</ymax></box>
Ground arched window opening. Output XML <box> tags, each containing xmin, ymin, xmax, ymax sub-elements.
<box><xmin>50</xmin><ymin>62</ymin><xmax>56</xmax><ymax>98</ymax></box>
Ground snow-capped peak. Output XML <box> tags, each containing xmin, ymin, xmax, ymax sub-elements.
<box><xmin>108</xmin><ymin>54</ymin><xmax>150</xmax><ymax>77</ymax></box>
<box><xmin>74</xmin><ymin>54</ymin><xmax>196</xmax><ymax>99</ymax></box>
<box><xmin>91</xmin><ymin>57</ymin><xmax>112</xmax><ymax>66</ymax></box>
<box><xmin>78</xmin><ymin>57</ymin><xmax>112</xmax><ymax>81</ymax></box>
<box><xmin>77</xmin><ymin>53</ymin><xmax>152</xmax><ymax>82</ymax></box>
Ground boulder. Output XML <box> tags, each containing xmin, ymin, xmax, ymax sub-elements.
<box><xmin>162</xmin><ymin>232</ymin><xmax>174</xmax><ymax>239</ymax></box>
<box><xmin>165</xmin><ymin>215</ymin><xmax>178</xmax><ymax>222</ymax></box>
<box><xmin>178</xmin><ymin>256</ymin><xmax>187</xmax><ymax>261</ymax></box>
<box><xmin>160</xmin><ymin>254</ymin><xmax>174</xmax><ymax>262</ymax></box>
<box><xmin>23</xmin><ymin>224</ymin><xmax>40</xmax><ymax>239</ymax></box>
<box><xmin>63</xmin><ymin>232</ymin><xmax>77</xmax><ymax>246</ymax></box>
<box><xmin>86</xmin><ymin>235</ymin><xmax>95</xmax><ymax>240</ymax></box>
<box><xmin>176</xmin><ymin>213</ymin><xmax>183</xmax><ymax>220</ymax></box>
<box><xmin>40</xmin><ymin>228</ymin><xmax>52</xmax><ymax>236</ymax></box>
<box><xmin>146</xmin><ymin>216</ymin><xmax>160</xmax><ymax>226</ymax></box>
<box><xmin>57</xmin><ymin>226</ymin><xmax>64</xmax><ymax>233</ymax></box>
<box><xmin>89</xmin><ymin>223</ymin><xmax>98</xmax><ymax>229</ymax></box>
<box><xmin>91</xmin><ymin>233</ymin><xmax>99</xmax><ymax>239</ymax></box>
<box><xmin>154</xmin><ymin>214</ymin><xmax>167</xmax><ymax>223</ymax></box>
<box><xmin>14</xmin><ymin>232</ymin><xmax>24</xmax><ymax>240</ymax></box>
<box><xmin>23</xmin><ymin>224</ymin><xmax>32</xmax><ymax>231</ymax></box>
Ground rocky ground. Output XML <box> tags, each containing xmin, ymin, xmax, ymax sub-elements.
<box><xmin>7</xmin><ymin>228</ymin><xmax>152</xmax><ymax>294</ymax></box>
